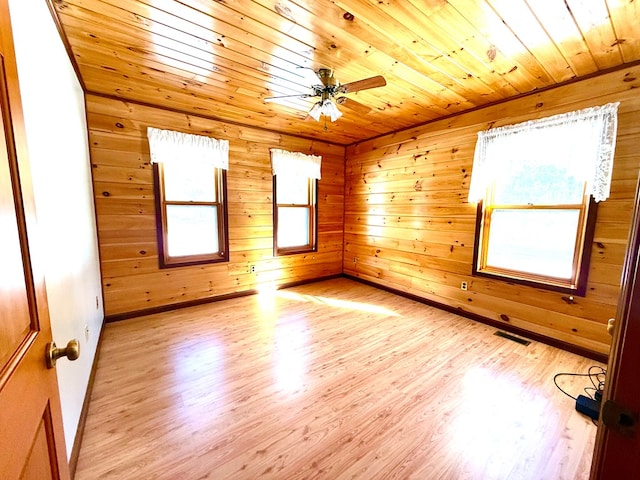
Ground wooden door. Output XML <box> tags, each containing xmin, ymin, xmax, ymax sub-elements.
<box><xmin>590</xmin><ymin>173</ymin><xmax>640</xmax><ymax>478</ymax></box>
<box><xmin>0</xmin><ymin>1</ymin><xmax>70</xmax><ymax>478</ymax></box>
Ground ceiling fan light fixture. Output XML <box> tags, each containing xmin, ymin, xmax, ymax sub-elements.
<box><xmin>308</xmin><ymin>101</ymin><xmax>323</xmax><ymax>121</ymax></box>
<box><xmin>307</xmin><ymin>99</ymin><xmax>342</xmax><ymax>122</ymax></box>
<box><xmin>322</xmin><ymin>99</ymin><xmax>342</xmax><ymax>122</ymax></box>
<box><xmin>308</xmin><ymin>98</ymin><xmax>342</xmax><ymax>122</ymax></box>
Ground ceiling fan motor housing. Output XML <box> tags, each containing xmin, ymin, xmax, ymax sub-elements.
<box><xmin>317</xmin><ymin>68</ymin><xmax>337</xmax><ymax>87</ymax></box>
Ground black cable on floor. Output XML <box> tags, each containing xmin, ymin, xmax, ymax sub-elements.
<box><xmin>553</xmin><ymin>366</ymin><xmax>606</xmax><ymax>401</ymax></box>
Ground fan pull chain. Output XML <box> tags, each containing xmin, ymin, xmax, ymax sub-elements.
<box><xmin>324</xmin><ymin>116</ymin><xmax>328</xmax><ymax>131</ymax></box>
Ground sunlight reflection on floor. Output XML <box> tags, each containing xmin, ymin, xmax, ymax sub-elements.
<box><xmin>448</xmin><ymin>366</ymin><xmax>550</xmax><ymax>477</ymax></box>
<box><xmin>255</xmin><ymin>282</ymin><xmax>401</xmax><ymax>397</ymax></box>
<box><xmin>273</xmin><ymin>316</ymin><xmax>309</xmax><ymax>395</ymax></box>
<box><xmin>274</xmin><ymin>289</ymin><xmax>401</xmax><ymax>317</ymax></box>
<box><xmin>173</xmin><ymin>337</ymin><xmax>227</xmax><ymax>424</ymax></box>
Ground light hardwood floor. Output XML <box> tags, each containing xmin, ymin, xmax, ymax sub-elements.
<box><xmin>75</xmin><ymin>278</ymin><xmax>603</xmax><ymax>479</ymax></box>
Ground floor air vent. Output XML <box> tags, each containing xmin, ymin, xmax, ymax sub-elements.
<box><xmin>494</xmin><ymin>330</ymin><xmax>531</xmax><ymax>346</ymax></box>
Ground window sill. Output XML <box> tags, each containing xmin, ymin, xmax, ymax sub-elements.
<box><xmin>274</xmin><ymin>246</ymin><xmax>317</xmax><ymax>256</ymax></box>
<box><xmin>473</xmin><ymin>267</ymin><xmax>586</xmax><ymax>296</ymax></box>
<box><xmin>160</xmin><ymin>253</ymin><xmax>228</xmax><ymax>268</ymax></box>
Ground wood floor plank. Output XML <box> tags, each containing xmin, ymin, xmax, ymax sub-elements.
<box><xmin>75</xmin><ymin>278</ymin><xmax>601</xmax><ymax>479</ymax></box>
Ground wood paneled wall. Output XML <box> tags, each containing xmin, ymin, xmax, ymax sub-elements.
<box><xmin>344</xmin><ymin>65</ymin><xmax>640</xmax><ymax>356</ymax></box>
<box><xmin>86</xmin><ymin>94</ymin><xmax>345</xmax><ymax>317</ymax></box>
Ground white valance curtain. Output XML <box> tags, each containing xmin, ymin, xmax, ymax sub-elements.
<box><xmin>147</xmin><ymin>127</ymin><xmax>229</xmax><ymax>170</ymax></box>
<box><xmin>270</xmin><ymin>148</ymin><xmax>322</xmax><ymax>179</ymax></box>
<box><xmin>467</xmin><ymin>102</ymin><xmax>619</xmax><ymax>203</ymax></box>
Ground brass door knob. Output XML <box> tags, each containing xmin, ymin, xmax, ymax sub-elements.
<box><xmin>607</xmin><ymin>318</ymin><xmax>615</xmax><ymax>336</ymax></box>
<box><xmin>46</xmin><ymin>339</ymin><xmax>80</xmax><ymax>369</ymax></box>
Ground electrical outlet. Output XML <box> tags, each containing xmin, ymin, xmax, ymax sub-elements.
<box><xmin>461</xmin><ymin>281</ymin><xmax>468</xmax><ymax>291</ymax></box>
<box><xmin>250</xmin><ymin>265</ymin><xmax>256</xmax><ymax>273</ymax></box>
<box><xmin>84</xmin><ymin>325</ymin><xmax>90</xmax><ymax>342</ymax></box>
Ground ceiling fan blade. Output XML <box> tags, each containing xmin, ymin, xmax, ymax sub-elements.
<box><xmin>264</xmin><ymin>93</ymin><xmax>315</xmax><ymax>101</ymax></box>
<box><xmin>335</xmin><ymin>97</ymin><xmax>372</xmax><ymax>114</ymax></box>
<box><xmin>296</xmin><ymin>66</ymin><xmax>325</xmax><ymax>85</ymax></box>
<box><xmin>337</xmin><ymin>75</ymin><xmax>386</xmax><ymax>94</ymax></box>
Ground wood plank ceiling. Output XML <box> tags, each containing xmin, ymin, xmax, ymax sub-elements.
<box><xmin>51</xmin><ymin>0</ymin><xmax>640</xmax><ymax>145</ymax></box>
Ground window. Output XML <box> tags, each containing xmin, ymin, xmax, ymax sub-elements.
<box><xmin>468</xmin><ymin>103</ymin><xmax>619</xmax><ymax>294</ymax></box>
<box><xmin>270</xmin><ymin>149</ymin><xmax>321</xmax><ymax>255</ymax></box>
<box><xmin>274</xmin><ymin>175</ymin><xmax>317</xmax><ymax>253</ymax></box>
<box><xmin>147</xmin><ymin>127</ymin><xmax>229</xmax><ymax>267</ymax></box>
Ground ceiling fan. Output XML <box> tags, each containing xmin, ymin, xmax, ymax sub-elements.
<box><xmin>264</xmin><ymin>68</ymin><xmax>387</xmax><ymax>124</ymax></box>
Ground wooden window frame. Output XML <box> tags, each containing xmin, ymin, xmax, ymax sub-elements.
<box><xmin>273</xmin><ymin>176</ymin><xmax>318</xmax><ymax>256</ymax></box>
<box><xmin>472</xmin><ymin>190</ymin><xmax>598</xmax><ymax>296</ymax></box>
<box><xmin>153</xmin><ymin>163</ymin><xmax>229</xmax><ymax>268</ymax></box>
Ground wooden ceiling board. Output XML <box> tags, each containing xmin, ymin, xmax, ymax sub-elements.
<box><xmin>65</xmin><ymin>24</ymin><xmax>302</xmax><ymax>101</ymax></box>
<box><xmin>566</xmin><ymin>0</ymin><xmax>623</xmax><ymax>69</ymax></box>
<box><xmin>401</xmin><ymin>3</ymin><xmax>525</xmax><ymax>94</ymax></box>
<box><xmin>448</xmin><ymin>0</ymin><xmax>556</xmax><ymax>86</ymax></box>
<box><xmin>327</xmin><ymin>0</ymin><xmax>504</xmax><ymax>104</ymax></box>
<box><xmin>57</xmin><ymin>10</ymin><xmax>320</xmax><ymax>106</ymax></box>
<box><xmin>262</xmin><ymin>2</ymin><xmax>475</xmax><ymax>113</ymax></box>
<box><xmin>339</xmin><ymin>0</ymin><xmax>515</xmax><ymax>99</ymax></box>
<box><xmin>429</xmin><ymin>7</ymin><xmax>549</xmax><ymax>96</ymax></box>
<box><xmin>485</xmin><ymin>0</ymin><xmax>575</xmax><ymax>83</ymax></box>
<box><xmin>524</xmin><ymin>0</ymin><xmax>599</xmax><ymax>76</ymax></box>
<box><xmin>606</xmin><ymin>0</ymin><xmax>640</xmax><ymax>63</ymax></box>
<box><xmin>51</xmin><ymin>0</ymin><xmax>640</xmax><ymax>145</ymax></box>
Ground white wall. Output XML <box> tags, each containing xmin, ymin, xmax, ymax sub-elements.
<box><xmin>8</xmin><ymin>0</ymin><xmax>103</xmax><ymax>459</ymax></box>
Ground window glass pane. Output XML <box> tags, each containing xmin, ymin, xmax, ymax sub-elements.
<box><xmin>166</xmin><ymin>205</ymin><xmax>219</xmax><ymax>257</ymax></box>
<box><xmin>485</xmin><ymin>209</ymin><xmax>580</xmax><ymax>279</ymax></box>
<box><xmin>163</xmin><ymin>162</ymin><xmax>216</xmax><ymax>202</ymax></box>
<box><xmin>493</xmin><ymin>164</ymin><xmax>584</xmax><ymax>205</ymax></box>
<box><xmin>276</xmin><ymin>174</ymin><xmax>309</xmax><ymax>205</ymax></box>
<box><xmin>277</xmin><ymin>207</ymin><xmax>310</xmax><ymax>248</ymax></box>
